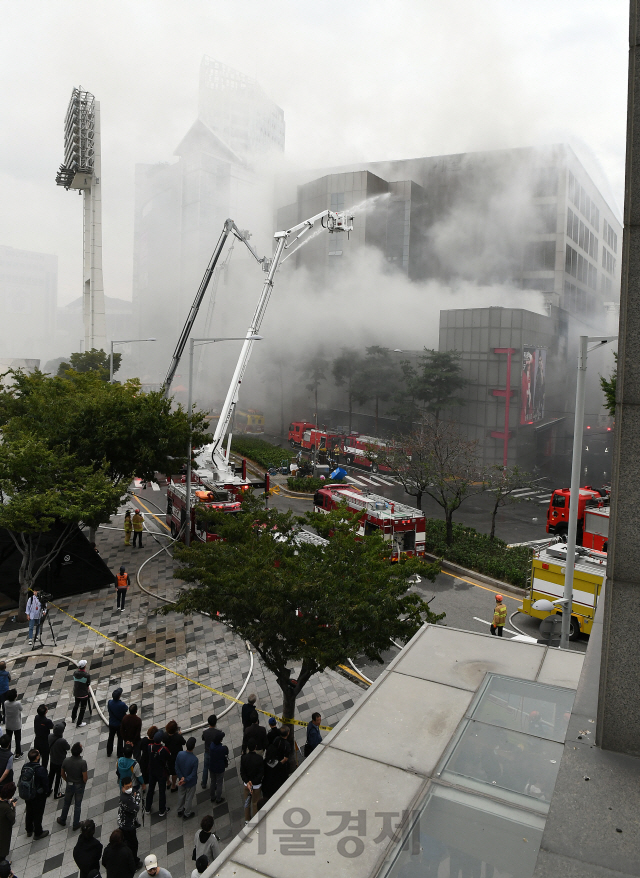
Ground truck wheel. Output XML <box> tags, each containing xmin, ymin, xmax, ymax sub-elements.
<box><xmin>170</xmin><ymin>522</ymin><xmax>178</xmax><ymax>538</ymax></box>
<box><xmin>371</xmin><ymin>463</ymin><xmax>379</xmax><ymax>473</ymax></box>
<box><xmin>569</xmin><ymin>617</ymin><xmax>581</xmax><ymax>641</ymax></box>
<box><xmin>346</xmin><ymin>455</ymin><xmax>354</xmax><ymax>465</ymax></box>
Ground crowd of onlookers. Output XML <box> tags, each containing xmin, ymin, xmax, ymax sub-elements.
<box><xmin>0</xmin><ymin>660</ymin><xmax>324</xmax><ymax>878</ymax></box>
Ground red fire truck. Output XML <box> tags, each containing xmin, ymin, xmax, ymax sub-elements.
<box><xmin>288</xmin><ymin>421</ymin><xmax>316</xmax><ymax>447</ymax></box>
<box><xmin>582</xmin><ymin>506</ymin><xmax>609</xmax><ymax>552</ymax></box>
<box><xmin>341</xmin><ymin>434</ymin><xmax>392</xmax><ymax>473</ymax></box>
<box><xmin>546</xmin><ymin>486</ymin><xmax>610</xmax><ymax>539</ymax></box>
<box><xmin>313</xmin><ymin>484</ymin><xmax>425</xmax><ymax>559</ymax></box>
<box><xmin>301</xmin><ymin>429</ymin><xmax>342</xmax><ymax>456</ymax></box>
<box><xmin>166</xmin><ymin>480</ymin><xmax>242</xmax><ymax>542</ymax></box>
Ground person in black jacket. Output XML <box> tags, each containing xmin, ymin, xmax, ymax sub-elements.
<box><xmin>21</xmin><ymin>748</ymin><xmax>49</xmax><ymax>839</ymax></box>
<box><xmin>106</xmin><ymin>689</ymin><xmax>128</xmax><ymax>758</ymax></box>
<box><xmin>101</xmin><ymin>828</ymin><xmax>136</xmax><ymax>878</ymax></box>
<box><xmin>145</xmin><ymin>731</ymin><xmax>170</xmax><ymax>817</ymax></box>
<box><xmin>240</xmin><ymin>739</ymin><xmax>264</xmax><ymax>822</ymax></box>
<box><xmin>162</xmin><ymin>719</ymin><xmax>185</xmax><ymax>793</ymax></box>
<box><xmin>47</xmin><ymin>721</ymin><xmax>69</xmax><ymax>798</ymax></box>
<box><xmin>208</xmin><ymin>730</ymin><xmax>228</xmax><ymax>805</ymax></box>
<box><xmin>73</xmin><ymin>819</ymin><xmax>103</xmax><ymax>878</ymax></box>
<box><xmin>241</xmin><ymin>716</ymin><xmax>267</xmax><ymax>755</ymax></box>
<box><xmin>32</xmin><ymin>705</ymin><xmax>53</xmax><ymax>770</ymax></box>
<box><xmin>266</xmin><ymin>717</ymin><xmax>280</xmax><ymax>747</ymax></box>
<box><xmin>71</xmin><ymin>660</ymin><xmax>91</xmax><ymax>728</ymax></box>
<box><xmin>0</xmin><ymin>783</ymin><xmax>16</xmax><ymax>861</ymax></box>
<box><xmin>117</xmin><ymin>778</ymin><xmax>141</xmax><ymax>869</ymax></box>
<box><xmin>138</xmin><ymin>725</ymin><xmax>157</xmax><ymax>786</ymax></box>
<box><xmin>241</xmin><ymin>694</ymin><xmax>257</xmax><ymax>732</ymax></box>
<box><xmin>262</xmin><ymin>728</ymin><xmax>292</xmax><ymax>802</ymax></box>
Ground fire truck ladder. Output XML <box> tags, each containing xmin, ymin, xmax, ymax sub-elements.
<box><xmin>161</xmin><ymin>219</ymin><xmax>269</xmax><ymax>399</ymax></box>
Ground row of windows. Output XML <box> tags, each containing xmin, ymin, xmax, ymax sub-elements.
<box><xmin>565</xmin><ymin>244</ymin><xmax>597</xmax><ymax>290</ymax></box>
<box><xmin>567</xmin><ymin>208</ymin><xmax>598</xmax><ymax>260</ymax></box>
<box><xmin>564</xmin><ymin>281</ymin><xmax>596</xmax><ymax>316</ymax></box>
<box><xmin>523</xmin><ymin>240</ymin><xmax>555</xmax><ymax>271</ymax></box>
<box><xmin>568</xmin><ymin>172</ymin><xmax>600</xmax><ymax>231</ymax></box>
<box><xmin>603</xmin><ymin>219</ymin><xmax>618</xmax><ymax>253</ymax></box>
<box><xmin>602</xmin><ymin>247</ymin><xmax>616</xmax><ymax>275</ymax></box>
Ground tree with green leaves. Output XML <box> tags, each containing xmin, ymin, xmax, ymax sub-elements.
<box><xmin>600</xmin><ymin>352</ymin><xmax>617</xmax><ymax>418</ymax></box>
<box><xmin>301</xmin><ymin>354</ymin><xmax>329</xmax><ymax>424</ymax></box>
<box><xmin>0</xmin><ymin>436</ymin><xmax>122</xmax><ymax>614</ymax></box>
<box><xmin>484</xmin><ymin>465</ymin><xmax>538</xmax><ymax>540</ymax></box>
<box><xmin>57</xmin><ymin>348</ymin><xmax>121</xmax><ymax>381</ymax></box>
<box><xmin>166</xmin><ymin>494</ymin><xmax>442</xmax><ymax>731</ymax></box>
<box><xmin>353</xmin><ymin>346</ymin><xmax>401</xmax><ymax>434</ymax></box>
<box><xmin>332</xmin><ymin>348</ymin><xmax>364</xmax><ymax>434</ymax></box>
<box><xmin>400</xmin><ymin>349</ymin><xmax>468</xmax><ymax>422</ymax></box>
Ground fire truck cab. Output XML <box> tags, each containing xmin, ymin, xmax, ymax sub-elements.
<box><xmin>546</xmin><ymin>486</ymin><xmax>609</xmax><ymax>537</ymax></box>
<box><xmin>313</xmin><ymin>484</ymin><xmax>425</xmax><ymax>558</ymax></box>
<box><xmin>341</xmin><ymin>434</ymin><xmax>391</xmax><ymax>473</ymax></box>
<box><xmin>288</xmin><ymin>421</ymin><xmax>316</xmax><ymax>448</ymax></box>
<box><xmin>166</xmin><ymin>481</ymin><xmax>242</xmax><ymax>542</ymax></box>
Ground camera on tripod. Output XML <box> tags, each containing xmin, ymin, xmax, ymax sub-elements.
<box><xmin>38</xmin><ymin>591</ymin><xmax>53</xmax><ymax>606</ymax></box>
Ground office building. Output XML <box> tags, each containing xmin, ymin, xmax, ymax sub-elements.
<box><xmin>0</xmin><ymin>244</ymin><xmax>57</xmax><ymax>360</ymax></box>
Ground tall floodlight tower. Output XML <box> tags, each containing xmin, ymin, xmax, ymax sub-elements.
<box><xmin>55</xmin><ymin>87</ymin><xmax>106</xmax><ymax>351</ymax></box>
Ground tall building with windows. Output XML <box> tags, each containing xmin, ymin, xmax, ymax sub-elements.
<box><xmin>276</xmin><ymin>144</ymin><xmax>621</xmax><ymax>326</ymax></box>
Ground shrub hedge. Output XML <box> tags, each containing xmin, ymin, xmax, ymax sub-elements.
<box><xmin>230</xmin><ymin>437</ymin><xmax>296</xmax><ymax>470</ymax></box>
<box><xmin>422</xmin><ymin>519</ymin><xmax>532</xmax><ymax>588</ymax></box>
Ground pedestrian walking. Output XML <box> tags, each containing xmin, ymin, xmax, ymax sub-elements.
<box><xmin>131</xmin><ymin>511</ymin><xmax>144</xmax><ymax>549</ymax></box>
<box><xmin>208</xmin><ymin>730</ymin><xmax>228</xmax><ymax>805</ymax></box>
<box><xmin>490</xmin><ymin>594</ymin><xmax>507</xmax><ymax>636</ymax></box>
<box><xmin>33</xmin><ymin>705</ymin><xmax>53</xmax><ymax>770</ymax></box>
<box><xmin>124</xmin><ymin>511</ymin><xmax>132</xmax><ymax>547</ymax></box>
<box><xmin>115</xmin><ymin>568</ymin><xmax>129</xmax><ymax>613</ymax></box>
<box><xmin>138</xmin><ymin>725</ymin><xmax>157</xmax><ymax>787</ymax></box>
<box><xmin>193</xmin><ymin>815</ymin><xmax>220</xmax><ymax>866</ymax></box>
<box><xmin>144</xmin><ymin>730</ymin><xmax>170</xmax><ymax>817</ymax></box>
<box><xmin>241</xmin><ymin>714</ymin><xmax>267</xmax><ymax>755</ymax></box>
<box><xmin>200</xmin><ymin>714</ymin><xmax>217</xmax><ymax>788</ymax></box>
<box><xmin>304</xmin><ymin>712</ymin><xmax>322</xmax><ymax>756</ymax></box>
<box><xmin>0</xmin><ymin>783</ymin><xmax>16</xmax><ymax>861</ymax></box>
<box><xmin>175</xmin><ymin>737</ymin><xmax>198</xmax><ymax>819</ymax></box>
<box><xmin>106</xmin><ymin>688</ymin><xmax>128</xmax><ymax>757</ymax></box>
<box><xmin>0</xmin><ymin>739</ymin><xmax>13</xmax><ymax>787</ymax></box>
<box><xmin>117</xmin><ymin>777</ymin><xmax>142</xmax><ymax>870</ymax></box>
<box><xmin>101</xmin><ymin>828</ymin><xmax>136</xmax><ymax>878</ymax></box>
<box><xmin>241</xmin><ymin>694</ymin><xmax>257</xmax><ymax>732</ymax></box>
<box><xmin>266</xmin><ymin>717</ymin><xmax>280</xmax><ymax>747</ymax></box>
<box><xmin>240</xmin><ymin>739</ymin><xmax>263</xmax><ymax>822</ymax></box>
<box><xmin>56</xmin><ymin>741</ymin><xmax>88</xmax><ymax>829</ymax></box>
<box><xmin>263</xmin><ymin>727</ymin><xmax>292</xmax><ymax>801</ymax></box>
<box><xmin>120</xmin><ymin>705</ymin><xmax>142</xmax><ymax>759</ymax></box>
<box><xmin>0</xmin><ymin>665</ymin><xmax>11</xmax><ymax>724</ymax></box>
<box><xmin>47</xmin><ymin>721</ymin><xmax>70</xmax><ymax>798</ymax></box>
<box><xmin>18</xmin><ymin>748</ymin><xmax>49</xmax><ymax>839</ymax></box>
<box><xmin>71</xmin><ymin>660</ymin><xmax>92</xmax><ymax>727</ymax></box>
<box><xmin>162</xmin><ymin>720</ymin><xmax>185</xmax><ymax>793</ymax></box>
<box><xmin>117</xmin><ymin>744</ymin><xmax>145</xmax><ymax>792</ymax></box>
<box><xmin>25</xmin><ymin>590</ymin><xmax>42</xmax><ymax>645</ymax></box>
<box><xmin>138</xmin><ymin>853</ymin><xmax>172</xmax><ymax>878</ymax></box>
<box><xmin>4</xmin><ymin>692</ymin><xmax>22</xmax><ymax>759</ymax></box>
<box><xmin>73</xmin><ymin>819</ymin><xmax>103</xmax><ymax>878</ymax></box>
<box><xmin>191</xmin><ymin>855</ymin><xmax>209</xmax><ymax>877</ymax></box>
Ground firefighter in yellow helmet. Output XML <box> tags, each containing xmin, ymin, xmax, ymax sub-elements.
<box><xmin>491</xmin><ymin>594</ymin><xmax>507</xmax><ymax>636</ymax></box>
<box><xmin>123</xmin><ymin>510</ymin><xmax>132</xmax><ymax>546</ymax></box>
<box><xmin>132</xmin><ymin>509</ymin><xmax>144</xmax><ymax>548</ymax></box>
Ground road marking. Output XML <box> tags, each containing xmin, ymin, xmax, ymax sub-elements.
<box><xmin>357</xmin><ymin>476</ymin><xmax>378</xmax><ymax>485</ymax></box>
<box><xmin>151</xmin><ymin>481</ymin><xmax>160</xmax><ymax>492</ymax></box>
<box><xmin>134</xmin><ymin>496</ymin><xmax>171</xmax><ymax>532</ymax></box>
<box><xmin>439</xmin><ymin>569</ymin><xmax>521</xmax><ymax>600</ymax></box>
<box><xmin>345</xmin><ymin>475</ymin><xmax>367</xmax><ymax>486</ymax></box>
<box><xmin>474</xmin><ymin>616</ymin><xmax>490</xmax><ymax>625</ymax></box>
<box><xmin>371</xmin><ymin>474</ymin><xmax>395</xmax><ymax>485</ymax></box>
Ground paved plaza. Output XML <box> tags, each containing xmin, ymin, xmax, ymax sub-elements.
<box><xmin>0</xmin><ymin>505</ymin><xmax>363</xmax><ymax>878</ymax></box>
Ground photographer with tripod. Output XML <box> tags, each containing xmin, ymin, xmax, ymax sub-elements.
<box><xmin>26</xmin><ymin>590</ymin><xmax>57</xmax><ymax>651</ymax></box>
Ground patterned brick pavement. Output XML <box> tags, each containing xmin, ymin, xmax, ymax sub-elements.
<box><xmin>0</xmin><ymin>506</ymin><xmax>363</xmax><ymax>878</ymax></box>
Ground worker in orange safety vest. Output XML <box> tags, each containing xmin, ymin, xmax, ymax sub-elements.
<box><xmin>490</xmin><ymin>594</ymin><xmax>507</xmax><ymax>636</ymax></box>
<box><xmin>115</xmin><ymin>566</ymin><xmax>129</xmax><ymax>612</ymax></box>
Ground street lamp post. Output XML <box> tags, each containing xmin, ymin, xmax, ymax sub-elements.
<box><xmin>109</xmin><ymin>338</ymin><xmax>156</xmax><ymax>383</ymax></box>
<box><xmin>560</xmin><ymin>335</ymin><xmax>617</xmax><ymax>649</ymax></box>
<box><xmin>185</xmin><ymin>335</ymin><xmax>263</xmax><ymax>546</ymax></box>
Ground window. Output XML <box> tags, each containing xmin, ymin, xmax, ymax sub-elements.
<box><xmin>602</xmin><ymin>247</ymin><xmax>616</xmax><ymax>275</ymax></box>
<box><xmin>568</xmin><ymin>173</ymin><xmax>600</xmax><ymax>230</ymax></box>
<box><xmin>565</xmin><ymin>245</ymin><xmax>597</xmax><ymax>290</ymax></box>
<box><xmin>552</xmin><ymin>493</ymin><xmax>566</xmax><ymax>508</ymax></box>
<box><xmin>330</xmin><ymin>192</ymin><xmax>344</xmax><ymax>212</ymax></box>
<box><xmin>603</xmin><ymin>219</ymin><xmax>618</xmax><ymax>253</ymax></box>
<box><xmin>535</xmin><ymin>203</ymin><xmax>556</xmax><ymax>233</ymax></box>
<box><xmin>524</xmin><ymin>241</ymin><xmax>555</xmax><ymax>271</ymax></box>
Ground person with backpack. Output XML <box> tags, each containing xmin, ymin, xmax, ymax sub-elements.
<box><xmin>115</xmin><ymin>568</ymin><xmax>129</xmax><ymax>612</ymax></box>
<box><xmin>47</xmin><ymin>721</ymin><xmax>70</xmax><ymax>798</ymax></box>
<box><xmin>3</xmin><ymin>692</ymin><xmax>22</xmax><ymax>760</ymax></box>
<box><xmin>118</xmin><ymin>777</ymin><xmax>142</xmax><ymax>870</ymax></box>
<box><xmin>19</xmin><ymin>748</ymin><xmax>49</xmax><ymax>839</ymax></box>
<box><xmin>0</xmin><ymin>783</ymin><xmax>16</xmax><ymax>861</ymax></box>
<box><xmin>117</xmin><ymin>744</ymin><xmax>145</xmax><ymax>792</ymax></box>
<box><xmin>0</xmin><ymin>738</ymin><xmax>13</xmax><ymax>788</ymax></box>
<box><xmin>106</xmin><ymin>689</ymin><xmax>128</xmax><ymax>758</ymax></box>
<box><xmin>32</xmin><ymin>705</ymin><xmax>53</xmax><ymax>770</ymax></box>
<box><xmin>138</xmin><ymin>725</ymin><xmax>157</xmax><ymax>787</ymax></box>
<box><xmin>71</xmin><ymin>660</ymin><xmax>92</xmax><ymax>728</ymax></box>
<box><xmin>208</xmin><ymin>730</ymin><xmax>228</xmax><ymax>805</ymax></box>
<box><xmin>56</xmin><ymin>741</ymin><xmax>88</xmax><ymax>829</ymax></box>
<box><xmin>0</xmin><ymin>665</ymin><xmax>11</xmax><ymax>725</ymax></box>
<box><xmin>73</xmin><ymin>819</ymin><xmax>103</xmax><ymax>878</ymax></box>
<box><xmin>144</xmin><ymin>730</ymin><xmax>170</xmax><ymax>817</ymax></box>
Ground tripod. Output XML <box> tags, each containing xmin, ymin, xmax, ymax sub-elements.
<box><xmin>31</xmin><ymin>605</ymin><xmax>57</xmax><ymax>650</ymax></box>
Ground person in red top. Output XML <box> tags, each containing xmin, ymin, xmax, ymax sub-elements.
<box><xmin>115</xmin><ymin>567</ymin><xmax>129</xmax><ymax>612</ymax></box>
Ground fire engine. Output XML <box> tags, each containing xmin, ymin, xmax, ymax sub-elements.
<box><xmin>341</xmin><ymin>434</ymin><xmax>392</xmax><ymax>473</ymax></box>
<box><xmin>546</xmin><ymin>486</ymin><xmax>609</xmax><ymax>539</ymax></box>
<box><xmin>301</xmin><ymin>429</ymin><xmax>342</xmax><ymax>456</ymax></box>
<box><xmin>288</xmin><ymin>421</ymin><xmax>316</xmax><ymax>447</ymax></box>
<box><xmin>581</xmin><ymin>506</ymin><xmax>609</xmax><ymax>552</ymax></box>
<box><xmin>166</xmin><ymin>480</ymin><xmax>242</xmax><ymax>542</ymax></box>
<box><xmin>313</xmin><ymin>484</ymin><xmax>425</xmax><ymax>558</ymax></box>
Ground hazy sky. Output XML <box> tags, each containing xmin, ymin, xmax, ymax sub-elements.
<box><xmin>0</xmin><ymin>0</ymin><xmax>629</xmax><ymax>307</ymax></box>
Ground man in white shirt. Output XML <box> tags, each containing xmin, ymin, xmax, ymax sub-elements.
<box><xmin>138</xmin><ymin>853</ymin><xmax>172</xmax><ymax>878</ymax></box>
<box><xmin>26</xmin><ymin>590</ymin><xmax>43</xmax><ymax>644</ymax></box>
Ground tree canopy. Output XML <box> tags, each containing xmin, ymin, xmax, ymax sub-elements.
<box><xmin>57</xmin><ymin>348</ymin><xmax>121</xmax><ymax>381</ymax></box>
<box><xmin>332</xmin><ymin>348</ymin><xmax>363</xmax><ymax>434</ymax></box>
<box><xmin>484</xmin><ymin>464</ymin><xmax>537</xmax><ymax>540</ymax></box>
<box><xmin>166</xmin><ymin>494</ymin><xmax>442</xmax><ymax>727</ymax></box>
<box><xmin>353</xmin><ymin>346</ymin><xmax>401</xmax><ymax>434</ymax></box>
<box><xmin>400</xmin><ymin>349</ymin><xmax>468</xmax><ymax>422</ymax></box>
<box><xmin>600</xmin><ymin>352</ymin><xmax>617</xmax><ymax>418</ymax></box>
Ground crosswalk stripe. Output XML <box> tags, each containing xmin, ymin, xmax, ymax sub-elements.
<box><xmin>151</xmin><ymin>482</ymin><xmax>161</xmax><ymax>492</ymax></box>
<box><xmin>345</xmin><ymin>476</ymin><xmax>368</xmax><ymax>486</ymax></box>
<box><xmin>369</xmin><ymin>474</ymin><xmax>394</xmax><ymax>485</ymax></box>
<box><xmin>357</xmin><ymin>476</ymin><xmax>378</xmax><ymax>485</ymax></box>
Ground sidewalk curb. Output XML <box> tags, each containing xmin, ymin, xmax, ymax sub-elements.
<box><xmin>423</xmin><ymin>552</ymin><xmax>527</xmax><ymax>598</ymax></box>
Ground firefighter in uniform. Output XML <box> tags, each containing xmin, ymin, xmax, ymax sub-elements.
<box><xmin>124</xmin><ymin>510</ymin><xmax>132</xmax><ymax>547</ymax></box>
<box><xmin>490</xmin><ymin>594</ymin><xmax>507</xmax><ymax>636</ymax></box>
<box><xmin>115</xmin><ymin>566</ymin><xmax>129</xmax><ymax>612</ymax></box>
<box><xmin>132</xmin><ymin>510</ymin><xmax>144</xmax><ymax>548</ymax></box>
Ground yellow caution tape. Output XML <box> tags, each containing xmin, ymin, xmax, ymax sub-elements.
<box><xmin>49</xmin><ymin>601</ymin><xmax>333</xmax><ymax>730</ymax></box>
